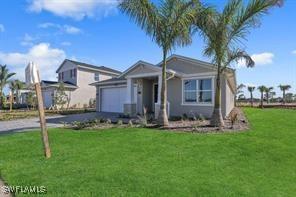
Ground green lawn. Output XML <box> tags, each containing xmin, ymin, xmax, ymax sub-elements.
<box><xmin>0</xmin><ymin>108</ymin><xmax>295</xmax><ymax>196</ymax></box>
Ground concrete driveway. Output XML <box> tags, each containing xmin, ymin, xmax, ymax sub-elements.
<box><xmin>0</xmin><ymin>112</ymin><xmax>122</xmax><ymax>134</ymax></box>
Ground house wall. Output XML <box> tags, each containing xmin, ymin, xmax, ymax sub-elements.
<box><xmin>58</xmin><ymin>61</ymin><xmax>77</xmax><ymax>85</ymax></box>
<box><xmin>167</xmin><ymin>77</ymin><xmax>215</xmax><ymax>118</ymax></box>
<box><xmin>221</xmin><ymin>75</ymin><xmax>235</xmax><ymax>117</ymax></box>
<box><xmin>166</xmin><ymin>58</ymin><xmax>214</xmax><ymax>74</ymax></box>
<box><xmin>42</xmin><ymin>87</ymin><xmax>55</xmax><ymax>108</ymax></box>
<box><xmin>65</xmin><ymin>67</ymin><xmax>109</xmax><ymax>107</ymax></box>
<box><xmin>141</xmin><ymin>79</ymin><xmax>153</xmax><ymax>113</ymax></box>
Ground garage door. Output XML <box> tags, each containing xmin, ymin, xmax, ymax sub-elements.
<box><xmin>100</xmin><ymin>86</ymin><xmax>137</xmax><ymax>113</ymax></box>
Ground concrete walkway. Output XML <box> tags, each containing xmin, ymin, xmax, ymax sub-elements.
<box><xmin>0</xmin><ymin>112</ymin><xmax>122</xmax><ymax>134</ymax></box>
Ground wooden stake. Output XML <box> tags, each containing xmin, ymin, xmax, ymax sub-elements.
<box><xmin>35</xmin><ymin>82</ymin><xmax>51</xmax><ymax>158</ymax></box>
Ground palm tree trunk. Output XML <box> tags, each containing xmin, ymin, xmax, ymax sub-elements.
<box><xmin>283</xmin><ymin>90</ymin><xmax>285</xmax><ymax>105</ymax></box>
<box><xmin>0</xmin><ymin>87</ymin><xmax>3</xmax><ymax>110</ymax></box>
<box><xmin>260</xmin><ymin>92</ymin><xmax>263</xmax><ymax>109</ymax></box>
<box><xmin>267</xmin><ymin>92</ymin><xmax>269</xmax><ymax>104</ymax></box>
<box><xmin>10</xmin><ymin>93</ymin><xmax>13</xmax><ymax>112</ymax></box>
<box><xmin>210</xmin><ymin>66</ymin><xmax>224</xmax><ymax>128</ymax></box>
<box><xmin>251</xmin><ymin>92</ymin><xmax>253</xmax><ymax>107</ymax></box>
<box><xmin>157</xmin><ymin>51</ymin><xmax>169</xmax><ymax>127</ymax></box>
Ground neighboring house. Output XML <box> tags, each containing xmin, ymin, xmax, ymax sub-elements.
<box><xmin>91</xmin><ymin>54</ymin><xmax>236</xmax><ymax>118</ymax></box>
<box><xmin>41</xmin><ymin>59</ymin><xmax>121</xmax><ymax>108</ymax></box>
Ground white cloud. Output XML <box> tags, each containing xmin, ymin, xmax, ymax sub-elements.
<box><xmin>28</xmin><ymin>0</ymin><xmax>118</xmax><ymax>20</ymax></box>
<box><xmin>38</xmin><ymin>23</ymin><xmax>82</xmax><ymax>34</ymax></box>
<box><xmin>63</xmin><ymin>25</ymin><xmax>81</xmax><ymax>34</ymax></box>
<box><xmin>0</xmin><ymin>43</ymin><xmax>65</xmax><ymax>81</ymax></box>
<box><xmin>292</xmin><ymin>50</ymin><xmax>296</xmax><ymax>55</ymax></box>
<box><xmin>20</xmin><ymin>34</ymin><xmax>39</xmax><ymax>46</ymax></box>
<box><xmin>61</xmin><ymin>41</ymin><xmax>71</xmax><ymax>46</ymax></box>
<box><xmin>237</xmin><ymin>52</ymin><xmax>274</xmax><ymax>68</ymax></box>
<box><xmin>0</xmin><ymin>24</ymin><xmax>5</xmax><ymax>32</ymax></box>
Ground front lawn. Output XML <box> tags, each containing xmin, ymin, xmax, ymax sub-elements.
<box><xmin>0</xmin><ymin>108</ymin><xmax>295</xmax><ymax>196</ymax></box>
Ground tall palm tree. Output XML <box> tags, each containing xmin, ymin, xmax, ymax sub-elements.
<box><xmin>119</xmin><ymin>0</ymin><xmax>206</xmax><ymax>126</ymax></box>
<box><xmin>9</xmin><ymin>80</ymin><xmax>18</xmax><ymax>111</ymax></box>
<box><xmin>265</xmin><ymin>87</ymin><xmax>273</xmax><ymax>103</ymax></box>
<box><xmin>0</xmin><ymin>65</ymin><xmax>16</xmax><ymax>109</ymax></box>
<box><xmin>247</xmin><ymin>86</ymin><xmax>255</xmax><ymax>107</ymax></box>
<box><xmin>279</xmin><ymin>84</ymin><xmax>291</xmax><ymax>104</ymax></box>
<box><xmin>195</xmin><ymin>0</ymin><xmax>282</xmax><ymax>127</ymax></box>
<box><xmin>258</xmin><ymin>85</ymin><xmax>267</xmax><ymax>108</ymax></box>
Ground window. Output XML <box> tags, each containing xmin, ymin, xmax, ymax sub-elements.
<box><xmin>184</xmin><ymin>80</ymin><xmax>197</xmax><ymax>103</ymax></box>
<box><xmin>198</xmin><ymin>79</ymin><xmax>212</xmax><ymax>103</ymax></box>
<box><xmin>94</xmin><ymin>73</ymin><xmax>100</xmax><ymax>81</ymax></box>
<box><xmin>70</xmin><ymin>69</ymin><xmax>76</xmax><ymax>79</ymax></box>
<box><xmin>183</xmin><ymin>78</ymin><xmax>213</xmax><ymax>104</ymax></box>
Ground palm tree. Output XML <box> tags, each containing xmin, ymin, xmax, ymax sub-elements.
<box><xmin>236</xmin><ymin>83</ymin><xmax>245</xmax><ymax>106</ymax></box>
<box><xmin>265</xmin><ymin>87</ymin><xmax>273</xmax><ymax>103</ymax></box>
<box><xmin>247</xmin><ymin>86</ymin><xmax>255</xmax><ymax>107</ymax></box>
<box><xmin>9</xmin><ymin>80</ymin><xmax>18</xmax><ymax>111</ymax></box>
<box><xmin>258</xmin><ymin>85</ymin><xmax>267</xmax><ymax>108</ymax></box>
<box><xmin>119</xmin><ymin>0</ymin><xmax>207</xmax><ymax>126</ymax></box>
<box><xmin>0</xmin><ymin>65</ymin><xmax>16</xmax><ymax>109</ymax></box>
<box><xmin>270</xmin><ymin>91</ymin><xmax>276</xmax><ymax>102</ymax></box>
<box><xmin>279</xmin><ymin>84</ymin><xmax>291</xmax><ymax>104</ymax></box>
<box><xmin>14</xmin><ymin>80</ymin><xmax>25</xmax><ymax>104</ymax></box>
<box><xmin>195</xmin><ymin>0</ymin><xmax>281</xmax><ymax>127</ymax></box>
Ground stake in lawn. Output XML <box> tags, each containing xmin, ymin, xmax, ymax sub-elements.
<box><xmin>25</xmin><ymin>62</ymin><xmax>51</xmax><ymax>158</ymax></box>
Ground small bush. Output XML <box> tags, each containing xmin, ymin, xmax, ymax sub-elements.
<box><xmin>128</xmin><ymin>120</ymin><xmax>133</xmax><ymax>127</ymax></box>
<box><xmin>117</xmin><ymin>120</ymin><xmax>123</xmax><ymax>125</ymax></box>
<box><xmin>106</xmin><ymin>119</ymin><xmax>112</xmax><ymax>124</ymax></box>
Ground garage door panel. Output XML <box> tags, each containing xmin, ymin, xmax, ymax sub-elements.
<box><xmin>101</xmin><ymin>87</ymin><xmax>126</xmax><ymax>113</ymax></box>
<box><xmin>100</xmin><ymin>86</ymin><xmax>136</xmax><ymax>113</ymax></box>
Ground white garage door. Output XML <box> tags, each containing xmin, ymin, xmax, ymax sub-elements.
<box><xmin>100</xmin><ymin>86</ymin><xmax>137</xmax><ymax>113</ymax></box>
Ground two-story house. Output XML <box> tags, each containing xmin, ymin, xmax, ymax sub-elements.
<box><xmin>41</xmin><ymin>59</ymin><xmax>121</xmax><ymax>109</ymax></box>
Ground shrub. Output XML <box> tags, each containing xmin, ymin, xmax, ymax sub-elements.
<box><xmin>128</xmin><ymin>120</ymin><xmax>133</xmax><ymax>127</ymax></box>
<box><xmin>117</xmin><ymin>120</ymin><xmax>123</xmax><ymax>125</ymax></box>
<box><xmin>106</xmin><ymin>119</ymin><xmax>112</xmax><ymax>124</ymax></box>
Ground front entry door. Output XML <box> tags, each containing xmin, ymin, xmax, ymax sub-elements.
<box><xmin>153</xmin><ymin>84</ymin><xmax>158</xmax><ymax>111</ymax></box>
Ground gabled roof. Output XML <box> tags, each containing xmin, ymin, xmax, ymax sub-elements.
<box><xmin>118</xmin><ymin>60</ymin><xmax>179</xmax><ymax>78</ymax></box>
<box><xmin>56</xmin><ymin>59</ymin><xmax>122</xmax><ymax>75</ymax></box>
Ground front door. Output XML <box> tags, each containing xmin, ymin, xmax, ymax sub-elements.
<box><xmin>152</xmin><ymin>83</ymin><xmax>158</xmax><ymax>111</ymax></box>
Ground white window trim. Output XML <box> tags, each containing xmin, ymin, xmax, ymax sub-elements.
<box><xmin>181</xmin><ymin>76</ymin><xmax>215</xmax><ymax>106</ymax></box>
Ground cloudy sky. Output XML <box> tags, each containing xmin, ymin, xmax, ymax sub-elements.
<box><xmin>0</xmin><ymin>0</ymin><xmax>295</xmax><ymax>97</ymax></box>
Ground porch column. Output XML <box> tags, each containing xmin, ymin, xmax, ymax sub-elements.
<box><xmin>126</xmin><ymin>78</ymin><xmax>134</xmax><ymax>104</ymax></box>
<box><xmin>157</xmin><ymin>74</ymin><xmax>162</xmax><ymax>104</ymax></box>
<box><xmin>124</xmin><ymin>78</ymin><xmax>136</xmax><ymax>117</ymax></box>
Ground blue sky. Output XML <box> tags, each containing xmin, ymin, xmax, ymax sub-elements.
<box><xmin>0</xmin><ymin>0</ymin><xmax>295</xmax><ymax>97</ymax></box>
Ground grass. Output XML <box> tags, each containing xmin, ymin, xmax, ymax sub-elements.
<box><xmin>0</xmin><ymin>108</ymin><xmax>295</xmax><ymax>196</ymax></box>
<box><xmin>0</xmin><ymin>108</ymin><xmax>95</xmax><ymax>121</ymax></box>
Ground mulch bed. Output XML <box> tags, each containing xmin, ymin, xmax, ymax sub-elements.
<box><xmin>156</xmin><ymin>108</ymin><xmax>250</xmax><ymax>133</ymax></box>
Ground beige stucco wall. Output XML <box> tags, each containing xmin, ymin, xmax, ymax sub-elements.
<box><xmin>66</xmin><ymin>67</ymin><xmax>110</xmax><ymax>107</ymax></box>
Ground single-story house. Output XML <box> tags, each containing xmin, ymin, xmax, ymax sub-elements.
<box><xmin>91</xmin><ymin>54</ymin><xmax>236</xmax><ymax>118</ymax></box>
